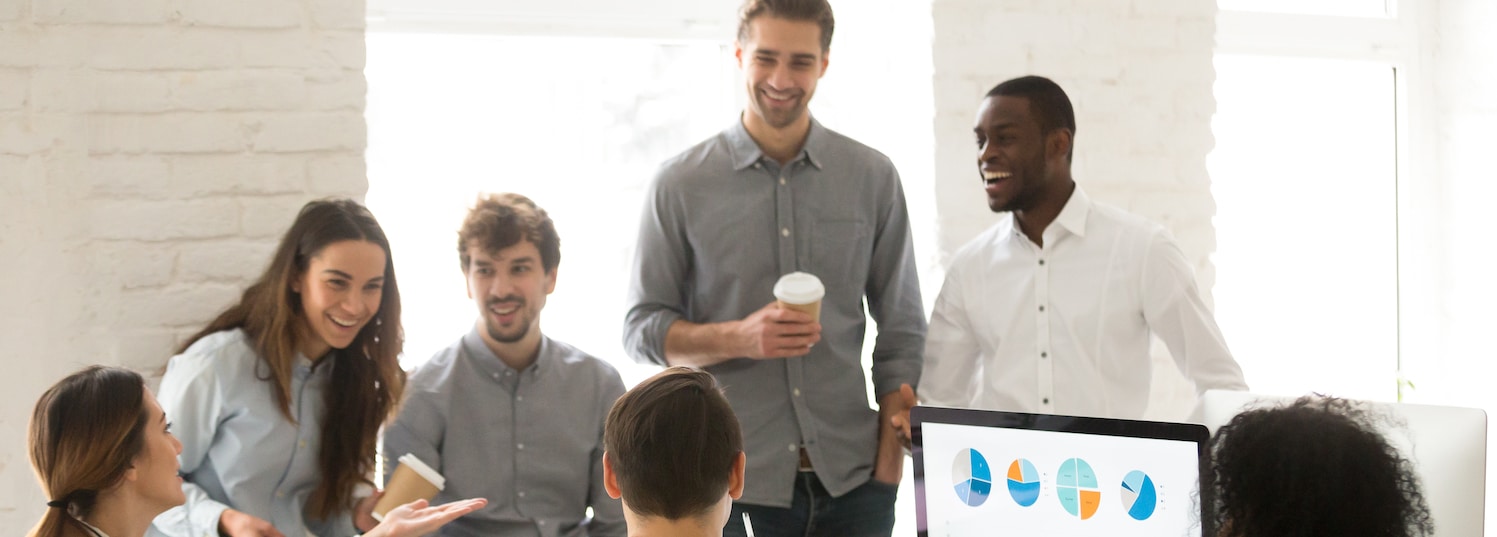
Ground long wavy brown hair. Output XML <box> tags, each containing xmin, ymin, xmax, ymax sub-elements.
<box><xmin>28</xmin><ymin>366</ymin><xmax>149</xmax><ymax>537</ymax></box>
<box><xmin>179</xmin><ymin>198</ymin><xmax>405</xmax><ymax>521</ymax></box>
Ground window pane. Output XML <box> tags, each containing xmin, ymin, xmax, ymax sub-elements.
<box><xmin>1208</xmin><ymin>55</ymin><xmax>1398</xmax><ymax>401</ymax></box>
<box><xmin>364</xmin><ymin>32</ymin><xmax>734</xmax><ymax>385</ymax></box>
<box><xmin>1218</xmin><ymin>0</ymin><xmax>1391</xmax><ymax>18</ymax></box>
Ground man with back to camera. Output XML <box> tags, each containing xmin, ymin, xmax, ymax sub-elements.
<box><xmin>622</xmin><ymin>1</ymin><xmax>926</xmax><ymax>535</ymax></box>
<box><xmin>601</xmin><ymin>366</ymin><xmax>746</xmax><ymax>537</ymax></box>
<box><xmin>919</xmin><ymin>76</ymin><xmax>1248</xmax><ymax>419</ymax></box>
<box><xmin>385</xmin><ymin>193</ymin><xmax>626</xmax><ymax>536</ymax></box>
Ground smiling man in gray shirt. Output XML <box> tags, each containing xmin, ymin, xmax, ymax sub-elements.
<box><xmin>386</xmin><ymin>193</ymin><xmax>626</xmax><ymax>537</ymax></box>
<box><xmin>622</xmin><ymin>1</ymin><xmax>925</xmax><ymax>536</ymax></box>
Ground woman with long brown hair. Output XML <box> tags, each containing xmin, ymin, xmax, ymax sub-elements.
<box><xmin>145</xmin><ymin>199</ymin><xmax>424</xmax><ymax>536</ymax></box>
<box><xmin>30</xmin><ymin>365</ymin><xmax>486</xmax><ymax>537</ymax></box>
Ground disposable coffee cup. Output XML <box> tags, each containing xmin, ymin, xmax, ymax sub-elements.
<box><xmin>372</xmin><ymin>454</ymin><xmax>445</xmax><ymax>522</ymax></box>
<box><xmin>774</xmin><ymin>272</ymin><xmax>825</xmax><ymax>322</ymax></box>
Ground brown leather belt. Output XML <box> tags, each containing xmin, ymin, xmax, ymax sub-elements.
<box><xmin>798</xmin><ymin>447</ymin><xmax>814</xmax><ymax>472</ymax></box>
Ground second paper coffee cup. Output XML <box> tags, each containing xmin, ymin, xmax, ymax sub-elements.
<box><xmin>773</xmin><ymin>272</ymin><xmax>825</xmax><ymax>322</ymax></box>
<box><xmin>372</xmin><ymin>453</ymin><xmax>446</xmax><ymax>521</ymax></box>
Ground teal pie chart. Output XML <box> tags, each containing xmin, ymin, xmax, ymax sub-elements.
<box><xmin>952</xmin><ymin>448</ymin><xmax>993</xmax><ymax>507</ymax></box>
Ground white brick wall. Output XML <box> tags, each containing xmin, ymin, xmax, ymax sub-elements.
<box><xmin>930</xmin><ymin>0</ymin><xmax>1219</xmax><ymax>418</ymax></box>
<box><xmin>0</xmin><ymin>0</ymin><xmax>367</xmax><ymax>526</ymax></box>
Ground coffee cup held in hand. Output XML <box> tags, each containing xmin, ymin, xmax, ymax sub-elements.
<box><xmin>373</xmin><ymin>453</ymin><xmax>446</xmax><ymax>522</ymax></box>
<box><xmin>773</xmin><ymin>272</ymin><xmax>825</xmax><ymax>323</ymax></box>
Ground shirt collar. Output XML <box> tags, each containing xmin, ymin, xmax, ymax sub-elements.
<box><xmin>727</xmin><ymin>115</ymin><xmax>827</xmax><ymax>171</ymax></box>
<box><xmin>1004</xmin><ymin>183</ymin><xmax>1092</xmax><ymax>242</ymax></box>
<box><xmin>1051</xmin><ymin>184</ymin><xmax>1091</xmax><ymax>238</ymax></box>
<box><xmin>461</xmin><ymin>326</ymin><xmax>550</xmax><ymax>379</ymax></box>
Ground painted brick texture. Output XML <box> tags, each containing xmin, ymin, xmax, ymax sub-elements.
<box><xmin>0</xmin><ymin>0</ymin><xmax>368</xmax><ymax>525</ymax></box>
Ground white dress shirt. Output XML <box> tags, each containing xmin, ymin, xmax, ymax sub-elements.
<box><xmin>921</xmin><ymin>186</ymin><xmax>1247</xmax><ymax>418</ymax></box>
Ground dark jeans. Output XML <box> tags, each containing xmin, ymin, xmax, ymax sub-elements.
<box><xmin>724</xmin><ymin>473</ymin><xmax>898</xmax><ymax>537</ymax></box>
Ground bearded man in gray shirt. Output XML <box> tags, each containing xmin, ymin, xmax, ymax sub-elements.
<box><xmin>386</xmin><ymin>193</ymin><xmax>626</xmax><ymax>537</ymax></box>
<box><xmin>622</xmin><ymin>1</ymin><xmax>925</xmax><ymax>536</ymax></box>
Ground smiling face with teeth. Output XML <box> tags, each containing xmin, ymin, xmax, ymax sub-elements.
<box><xmin>466</xmin><ymin>239</ymin><xmax>557</xmax><ymax>354</ymax></box>
<box><xmin>737</xmin><ymin>15</ymin><xmax>829</xmax><ymax>133</ymax></box>
<box><xmin>291</xmin><ymin>239</ymin><xmax>388</xmax><ymax>361</ymax></box>
<box><xmin>974</xmin><ymin>94</ymin><xmax>1073</xmax><ymax>215</ymax></box>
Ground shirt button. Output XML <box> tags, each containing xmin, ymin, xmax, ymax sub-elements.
<box><xmin>518</xmin><ymin>491</ymin><xmax>526</xmax><ymax>498</ymax></box>
<box><xmin>517</xmin><ymin>443</ymin><xmax>525</xmax><ymax>450</ymax></box>
<box><xmin>754</xmin><ymin>163</ymin><xmax>762</xmax><ymax>169</ymax></box>
<box><xmin>781</xmin><ymin>228</ymin><xmax>790</xmax><ymax>237</ymax></box>
<box><xmin>1039</xmin><ymin>259</ymin><xmax>1046</xmax><ymax>266</ymax></box>
<box><xmin>276</xmin><ymin>491</ymin><xmax>285</xmax><ymax>498</ymax></box>
<box><xmin>779</xmin><ymin>176</ymin><xmax>786</xmax><ymax>185</ymax></box>
<box><xmin>1039</xmin><ymin>305</ymin><xmax>1046</xmax><ymax>312</ymax></box>
<box><xmin>517</xmin><ymin>395</ymin><xmax>523</xmax><ymax>402</ymax></box>
<box><xmin>788</xmin><ymin>444</ymin><xmax>797</xmax><ymax>452</ymax></box>
<box><xmin>299</xmin><ymin>440</ymin><xmax>307</xmax><ymax>448</ymax></box>
<box><xmin>793</xmin><ymin>388</ymin><xmax>801</xmax><ymax>397</ymax></box>
<box><xmin>1043</xmin><ymin>398</ymin><xmax>1051</xmax><ymax>405</ymax></box>
<box><xmin>1041</xmin><ymin>352</ymin><xmax>1048</xmax><ymax>359</ymax></box>
<box><xmin>491</xmin><ymin>373</ymin><xmax>499</xmax><ymax>380</ymax></box>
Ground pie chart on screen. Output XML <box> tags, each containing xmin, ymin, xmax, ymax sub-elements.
<box><xmin>1055</xmin><ymin>458</ymin><xmax>1101</xmax><ymax>520</ymax></box>
<box><xmin>1006</xmin><ymin>458</ymin><xmax>1041</xmax><ymax>507</ymax></box>
<box><xmin>1120</xmin><ymin>470</ymin><xmax>1158</xmax><ymax>521</ymax></box>
<box><xmin>951</xmin><ymin>448</ymin><xmax>993</xmax><ymax>507</ymax></box>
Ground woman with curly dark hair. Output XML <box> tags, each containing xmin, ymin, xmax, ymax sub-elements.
<box><xmin>1209</xmin><ymin>396</ymin><xmax>1434</xmax><ymax>537</ymax></box>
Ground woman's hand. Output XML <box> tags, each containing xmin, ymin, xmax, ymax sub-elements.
<box><xmin>219</xmin><ymin>508</ymin><xmax>288</xmax><ymax>537</ymax></box>
<box><xmin>361</xmin><ymin>498</ymin><xmax>488</xmax><ymax>537</ymax></box>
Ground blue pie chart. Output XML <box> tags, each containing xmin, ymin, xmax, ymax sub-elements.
<box><xmin>952</xmin><ymin>449</ymin><xmax>993</xmax><ymax>507</ymax></box>
<box><xmin>1120</xmin><ymin>470</ymin><xmax>1158</xmax><ymax>521</ymax></box>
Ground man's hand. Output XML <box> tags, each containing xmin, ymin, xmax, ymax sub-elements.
<box><xmin>219</xmin><ymin>509</ymin><xmax>287</xmax><ymax>537</ymax></box>
<box><xmin>873</xmin><ymin>383</ymin><xmax>918</xmax><ymax>485</ymax></box>
<box><xmin>731</xmin><ymin>301</ymin><xmax>822</xmax><ymax>359</ymax></box>
<box><xmin>887</xmin><ymin>383</ymin><xmax>917</xmax><ymax>450</ymax></box>
<box><xmin>353</xmin><ymin>490</ymin><xmax>384</xmax><ymax>532</ymax></box>
<box><xmin>363</xmin><ymin>498</ymin><xmax>488</xmax><ymax>537</ymax></box>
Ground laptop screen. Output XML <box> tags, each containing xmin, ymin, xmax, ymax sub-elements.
<box><xmin>912</xmin><ymin>406</ymin><xmax>1211</xmax><ymax>537</ymax></box>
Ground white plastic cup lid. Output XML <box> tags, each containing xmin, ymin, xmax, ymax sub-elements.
<box><xmin>774</xmin><ymin>272</ymin><xmax>825</xmax><ymax>305</ymax></box>
<box><xmin>397</xmin><ymin>453</ymin><xmax>446</xmax><ymax>490</ymax></box>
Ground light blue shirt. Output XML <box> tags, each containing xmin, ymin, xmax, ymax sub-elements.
<box><xmin>383</xmin><ymin>328</ymin><xmax>627</xmax><ymax>537</ymax></box>
<box><xmin>148</xmin><ymin>329</ymin><xmax>357</xmax><ymax>537</ymax></box>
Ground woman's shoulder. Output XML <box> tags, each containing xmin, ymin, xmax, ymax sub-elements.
<box><xmin>167</xmin><ymin>329</ymin><xmax>262</xmax><ymax>380</ymax></box>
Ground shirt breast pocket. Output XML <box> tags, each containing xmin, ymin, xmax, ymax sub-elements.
<box><xmin>811</xmin><ymin>219</ymin><xmax>871</xmax><ymax>288</ymax></box>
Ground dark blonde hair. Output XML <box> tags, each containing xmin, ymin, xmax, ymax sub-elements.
<box><xmin>737</xmin><ymin>0</ymin><xmax>835</xmax><ymax>52</ymax></box>
<box><xmin>457</xmin><ymin>193</ymin><xmax>560</xmax><ymax>274</ymax></box>
<box><xmin>28</xmin><ymin>366</ymin><xmax>148</xmax><ymax>537</ymax></box>
<box><xmin>605</xmin><ymin>367</ymin><xmax>742</xmax><ymax>519</ymax></box>
<box><xmin>179</xmin><ymin>198</ymin><xmax>405</xmax><ymax>520</ymax></box>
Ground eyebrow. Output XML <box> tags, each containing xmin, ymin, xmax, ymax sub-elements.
<box><xmin>322</xmin><ymin>269</ymin><xmax>384</xmax><ymax>282</ymax></box>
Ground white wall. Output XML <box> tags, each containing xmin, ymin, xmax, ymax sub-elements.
<box><xmin>0</xmin><ymin>0</ymin><xmax>368</xmax><ymax>527</ymax></box>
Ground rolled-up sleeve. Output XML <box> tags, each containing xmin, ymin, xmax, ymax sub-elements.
<box><xmin>865</xmin><ymin>168</ymin><xmax>927</xmax><ymax>398</ymax></box>
<box><xmin>622</xmin><ymin>169</ymin><xmax>690</xmax><ymax>366</ymax></box>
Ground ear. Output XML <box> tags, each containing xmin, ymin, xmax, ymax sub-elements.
<box><xmin>734</xmin><ymin>41</ymin><xmax>745</xmax><ymax>70</ymax></box>
<box><xmin>290</xmin><ymin>272</ymin><xmax>303</xmax><ymax>294</ymax></box>
<box><xmin>122</xmin><ymin>463</ymin><xmax>140</xmax><ymax>484</ymax></box>
<box><xmin>818</xmin><ymin>49</ymin><xmax>830</xmax><ymax>79</ymax></box>
<box><xmin>1047</xmin><ymin>128</ymin><xmax>1073</xmax><ymax>164</ymax></box>
<box><xmin>602</xmin><ymin>452</ymin><xmax>623</xmax><ymax>500</ymax></box>
<box><xmin>543</xmin><ymin>265</ymin><xmax>559</xmax><ymax>295</ymax></box>
<box><xmin>728</xmin><ymin>451</ymin><xmax>747</xmax><ymax>500</ymax></box>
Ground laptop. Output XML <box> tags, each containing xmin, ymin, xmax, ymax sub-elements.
<box><xmin>1194</xmin><ymin>390</ymin><xmax>1488</xmax><ymax>537</ymax></box>
<box><xmin>911</xmin><ymin>406</ymin><xmax>1211</xmax><ymax>537</ymax></box>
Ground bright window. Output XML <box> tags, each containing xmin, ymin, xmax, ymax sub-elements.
<box><xmin>1207</xmin><ymin>55</ymin><xmax>1399</xmax><ymax>401</ymax></box>
<box><xmin>1218</xmin><ymin>0</ymin><xmax>1392</xmax><ymax>18</ymax></box>
<box><xmin>365</xmin><ymin>32</ymin><xmax>735</xmax><ymax>386</ymax></box>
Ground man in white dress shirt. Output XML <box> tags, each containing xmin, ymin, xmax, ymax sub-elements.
<box><xmin>920</xmin><ymin>76</ymin><xmax>1248</xmax><ymax>418</ymax></box>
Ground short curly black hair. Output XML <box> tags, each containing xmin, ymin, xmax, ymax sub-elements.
<box><xmin>1209</xmin><ymin>396</ymin><xmax>1434</xmax><ymax>537</ymax></box>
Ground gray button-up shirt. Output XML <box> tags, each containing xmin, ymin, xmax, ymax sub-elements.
<box><xmin>384</xmin><ymin>328</ymin><xmax>626</xmax><ymax>537</ymax></box>
<box><xmin>623</xmin><ymin>118</ymin><xmax>927</xmax><ymax>507</ymax></box>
